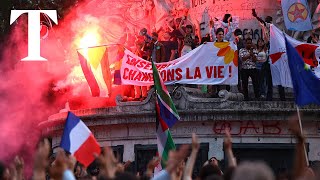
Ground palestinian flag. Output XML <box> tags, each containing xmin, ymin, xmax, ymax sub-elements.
<box><xmin>152</xmin><ymin>61</ymin><xmax>179</xmax><ymax>169</ymax></box>
<box><xmin>77</xmin><ymin>46</ymin><xmax>112</xmax><ymax>97</ymax></box>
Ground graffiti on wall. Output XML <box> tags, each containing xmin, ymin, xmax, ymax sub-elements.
<box><xmin>213</xmin><ymin>120</ymin><xmax>282</xmax><ymax>135</ymax></box>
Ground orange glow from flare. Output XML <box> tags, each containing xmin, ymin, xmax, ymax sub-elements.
<box><xmin>79</xmin><ymin>31</ymin><xmax>100</xmax><ymax>48</ymax></box>
<box><xmin>76</xmin><ymin>28</ymin><xmax>102</xmax><ymax>59</ymax></box>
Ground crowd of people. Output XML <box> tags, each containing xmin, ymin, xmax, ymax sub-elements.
<box><xmin>0</xmin><ymin>114</ymin><xmax>318</xmax><ymax>180</ymax></box>
<box><xmin>2</xmin><ymin>6</ymin><xmax>319</xmax><ymax>180</ymax></box>
<box><xmin>127</xmin><ymin>9</ymin><xmax>307</xmax><ymax>101</ymax></box>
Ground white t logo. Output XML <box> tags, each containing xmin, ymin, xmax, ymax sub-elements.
<box><xmin>10</xmin><ymin>10</ymin><xmax>58</xmax><ymax>61</ymax></box>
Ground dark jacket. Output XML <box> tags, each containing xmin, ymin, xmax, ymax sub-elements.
<box><xmin>144</xmin><ymin>41</ymin><xmax>166</xmax><ymax>63</ymax></box>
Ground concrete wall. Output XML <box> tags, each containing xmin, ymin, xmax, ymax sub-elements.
<box><xmin>51</xmin><ymin>120</ymin><xmax>320</xmax><ymax>162</ymax></box>
<box><xmin>46</xmin><ymin>89</ymin><xmax>320</xmax><ymax>165</ymax></box>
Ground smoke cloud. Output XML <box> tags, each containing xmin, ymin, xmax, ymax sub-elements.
<box><xmin>0</xmin><ymin>0</ymin><xmax>139</xmax><ymax>176</ymax></box>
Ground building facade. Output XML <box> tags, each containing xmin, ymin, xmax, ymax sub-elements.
<box><xmin>40</xmin><ymin>87</ymin><xmax>320</xmax><ymax>174</ymax></box>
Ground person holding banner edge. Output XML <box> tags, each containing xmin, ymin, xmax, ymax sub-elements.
<box><xmin>208</xmin><ymin>27</ymin><xmax>231</xmax><ymax>97</ymax></box>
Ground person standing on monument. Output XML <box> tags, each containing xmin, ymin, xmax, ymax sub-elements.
<box><xmin>179</xmin><ymin>23</ymin><xmax>195</xmax><ymax>56</ymax></box>
<box><xmin>252</xmin><ymin>9</ymin><xmax>286</xmax><ymax>101</ymax></box>
<box><xmin>256</xmin><ymin>38</ymin><xmax>268</xmax><ymax>99</ymax></box>
<box><xmin>239</xmin><ymin>38</ymin><xmax>260</xmax><ymax>101</ymax></box>
<box><xmin>159</xmin><ymin>31</ymin><xmax>178</xmax><ymax>61</ymax></box>
<box><xmin>133</xmin><ymin>37</ymin><xmax>150</xmax><ymax>101</ymax></box>
<box><xmin>207</xmin><ymin>27</ymin><xmax>231</xmax><ymax>97</ymax></box>
<box><xmin>149</xmin><ymin>32</ymin><xmax>166</xmax><ymax>63</ymax></box>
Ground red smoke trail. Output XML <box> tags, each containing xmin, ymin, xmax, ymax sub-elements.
<box><xmin>0</xmin><ymin>0</ymin><xmax>138</xmax><ymax>177</ymax></box>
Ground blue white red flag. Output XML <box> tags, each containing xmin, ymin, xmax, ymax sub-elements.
<box><xmin>60</xmin><ymin>112</ymin><xmax>101</xmax><ymax>167</ymax></box>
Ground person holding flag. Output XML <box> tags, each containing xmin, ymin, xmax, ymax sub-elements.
<box><xmin>60</xmin><ymin>112</ymin><xmax>101</xmax><ymax>167</ymax></box>
<box><xmin>284</xmin><ymin>34</ymin><xmax>320</xmax><ymax>173</ymax></box>
<box><xmin>151</xmin><ymin>59</ymin><xmax>180</xmax><ymax>172</ymax></box>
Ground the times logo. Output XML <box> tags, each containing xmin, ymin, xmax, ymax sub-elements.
<box><xmin>10</xmin><ymin>10</ymin><xmax>58</xmax><ymax>61</ymax></box>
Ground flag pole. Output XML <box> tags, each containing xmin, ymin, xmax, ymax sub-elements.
<box><xmin>76</xmin><ymin>44</ymin><xmax>122</xmax><ymax>50</ymax></box>
<box><xmin>296</xmin><ymin>105</ymin><xmax>309</xmax><ymax>167</ymax></box>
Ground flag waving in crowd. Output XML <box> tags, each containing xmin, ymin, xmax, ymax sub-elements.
<box><xmin>152</xmin><ymin>60</ymin><xmax>179</xmax><ymax>170</ymax></box>
<box><xmin>60</xmin><ymin>112</ymin><xmax>101</xmax><ymax>167</ymax></box>
<box><xmin>152</xmin><ymin>61</ymin><xmax>180</xmax><ymax>128</ymax></box>
<box><xmin>77</xmin><ymin>46</ymin><xmax>112</xmax><ymax>97</ymax></box>
<box><xmin>285</xmin><ymin>37</ymin><xmax>320</xmax><ymax>106</ymax></box>
<box><xmin>269</xmin><ymin>24</ymin><xmax>320</xmax><ymax>88</ymax></box>
<box><xmin>281</xmin><ymin>0</ymin><xmax>313</xmax><ymax>31</ymax></box>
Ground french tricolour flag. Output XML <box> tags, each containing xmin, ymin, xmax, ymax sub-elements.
<box><xmin>60</xmin><ymin>112</ymin><xmax>101</xmax><ymax>167</ymax></box>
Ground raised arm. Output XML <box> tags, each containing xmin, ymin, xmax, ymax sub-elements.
<box><xmin>33</xmin><ymin>139</ymin><xmax>50</xmax><ymax>180</ymax></box>
<box><xmin>260</xmin><ymin>23</ymin><xmax>270</xmax><ymax>43</ymax></box>
<box><xmin>183</xmin><ymin>133</ymin><xmax>200</xmax><ymax>180</ymax></box>
<box><xmin>179</xmin><ymin>19</ymin><xmax>186</xmax><ymax>36</ymax></box>
<box><xmin>97</xmin><ymin>146</ymin><xmax>119</xmax><ymax>179</ymax></box>
<box><xmin>225</xmin><ymin>17</ymin><xmax>235</xmax><ymax>41</ymax></box>
<box><xmin>224</xmin><ymin>130</ymin><xmax>236</xmax><ymax>168</ymax></box>
<box><xmin>210</xmin><ymin>18</ymin><xmax>216</xmax><ymax>42</ymax></box>
<box><xmin>288</xmin><ymin>113</ymin><xmax>308</xmax><ymax>179</ymax></box>
<box><xmin>254</xmin><ymin>16</ymin><xmax>266</xmax><ymax>26</ymax></box>
<box><xmin>194</xmin><ymin>19</ymin><xmax>202</xmax><ymax>41</ymax></box>
<box><xmin>10</xmin><ymin>156</ymin><xmax>24</xmax><ymax>180</ymax></box>
<box><xmin>152</xmin><ymin>145</ymin><xmax>190</xmax><ymax>180</ymax></box>
<box><xmin>252</xmin><ymin>9</ymin><xmax>266</xmax><ymax>26</ymax></box>
<box><xmin>145</xmin><ymin>157</ymin><xmax>160</xmax><ymax>178</ymax></box>
<box><xmin>225</xmin><ymin>27</ymin><xmax>233</xmax><ymax>41</ymax></box>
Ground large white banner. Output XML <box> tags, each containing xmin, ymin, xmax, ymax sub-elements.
<box><xmin>120</xmin><ymin>42</ymin><xmax>238</xmax><ymax>86</ymax></box>
<box><xmin>269</xmin><ymin>24</ymin><xmax>320</xmax><ymax>88</ymax></box>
